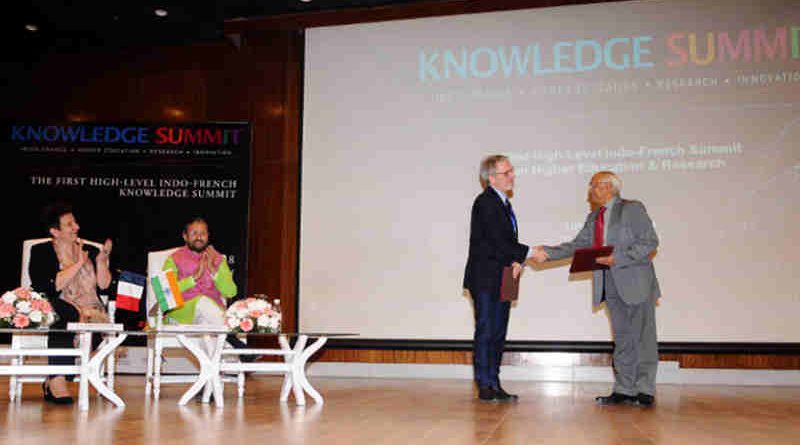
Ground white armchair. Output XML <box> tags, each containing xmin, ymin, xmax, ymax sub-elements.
<box><xmin>144</xmin><ymin>247</ymin><xmax>242</xmax><ymax>399</ymax></box>
<box><xmin>144</xmin><ymin>247</ymin><xmax>188</xmax><ymax>398</ymax></box>
<box><xmin>8</xmin><ymin>238</ymin><xmax>117</xmax><ymax>401</ymax></box>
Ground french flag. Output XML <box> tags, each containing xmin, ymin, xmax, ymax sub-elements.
<box><xmin>116</xmin><ymin>271</ymin><xmax>146</xmax><ymax>312</ymax></box>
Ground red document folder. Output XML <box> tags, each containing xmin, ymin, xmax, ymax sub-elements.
<box><xmin>499</xmin><ymin>266</ymin><xmax>520</xmax><ymax>302</ymax></box>
<box><xmin>569</xmin><ymin>246</ymin><xmax>614</xmax><ymax>273</ymax></box>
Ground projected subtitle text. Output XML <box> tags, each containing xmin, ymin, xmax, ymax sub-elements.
<box><xmin>510</xmin><ymin>142</ymin><xmax>744</xmax><ymax>177</ymax></box>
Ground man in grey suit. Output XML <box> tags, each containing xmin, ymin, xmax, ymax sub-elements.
<box><xmin>531</xmin><ymin>171</ymin><xmax>660</xmax><ymax>406</ymax></box>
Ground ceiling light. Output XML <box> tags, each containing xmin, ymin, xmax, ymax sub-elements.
<box><xmin>25</xmin><ymin>24</ymin><xmax>39</xmax><ymax>32</ymax></box>
<box><xmin>164</xmin><ymin>107</ymin><xmax>185</xmax><ymax>118</ymax></box>
<box><xmin>155</xmin><ymin>8</ymin><xmax>168</xmax><ymax>17</ymax></box>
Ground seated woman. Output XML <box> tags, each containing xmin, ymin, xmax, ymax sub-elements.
<box><xmin>29</xmin><ymin>202</ymin><xmax>112</xmax><ymax>404</ymax></box>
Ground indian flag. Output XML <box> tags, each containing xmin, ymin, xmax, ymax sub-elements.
<box><xmin>151</xmin><ymin>270</ymin><xmax>184</xmax><ymax>312</ymax></box>
<box><xmin>116</xmin><ymin>270</ymin><xmax>145</xmax><ymax>312</ymax></box>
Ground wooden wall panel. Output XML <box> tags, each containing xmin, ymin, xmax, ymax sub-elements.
<box><xmin>315</xmin><ymin>350</ymin><xmax>800</xmax><ymax>369</ymax></box>
<box><xmin>237</xmin><ymin>30</ymin><xmax>302</xmax><ymax>334</ymax></box>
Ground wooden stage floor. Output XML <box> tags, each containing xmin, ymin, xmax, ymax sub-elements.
<box><xmin>1</xmin><ymin>376</ymin><xmax>799</xmax><ymax>444</ymax></box>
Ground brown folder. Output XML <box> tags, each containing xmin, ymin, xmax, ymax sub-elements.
<box><xmin>569</xmin><ymin>246</ymin><xmax>614</xmax><ymax>273</ymax></box>
<box><xmin>499</xmin><ymin>266</ymin><xmax>520</xmax><ymax>301</ymax></box>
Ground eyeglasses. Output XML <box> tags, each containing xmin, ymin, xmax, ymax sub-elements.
<box><xmin>588</xmin><ymin>180</ymin><xmax>611</xmax><ymax>189</ymax></box>
<box><xmin>493</xmin><ymin>168</ymin><xmax>514</xmax><ymax>176</ymax></box>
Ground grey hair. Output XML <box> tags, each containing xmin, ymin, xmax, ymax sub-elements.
<box><xmin>479</xmin><ymin>155</ymin><xmax>508</xmax><ymax>187</ymax></box>
<box><xmin>595</xmin><ymin>171</ymin><xmax>622</xmax><ymax>195</ymax></box>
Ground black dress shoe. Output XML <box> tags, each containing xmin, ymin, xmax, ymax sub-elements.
<box><xmin>42</xmin><ymin>381</ymin><xmax>74</xmax><ymax>405</ymax></box>
<box><xmin>495</xmin><ymin>386</ymin><xmax>519</xmax><ymax>401</ymax></box>
<box><xmin>478</xmin><ymin>387</ymin><xmax>498</xmax><ymax>402</ymax></box>
<box><xmin>595</xmin><ymin>392</ymin><xmax>637</xmax><ymax>405</ymax></box>
<box><xmin>636</xmin><ymin>393</ymin><xmax>655</xmax><ymax>406</ymax></box>
<box><xmin>195</xmin><ymin>392</ymin><xmax>215</xmax><ymax>403</ymax></box>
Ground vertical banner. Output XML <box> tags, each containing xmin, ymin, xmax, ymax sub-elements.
<box><xmin>2</xmin><ymin>122</ymin><xmax>251</xmax><ymax>331</ymax></box>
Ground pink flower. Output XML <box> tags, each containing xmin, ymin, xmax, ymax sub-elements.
<box><xmin>13</xmin><ymin>314</ymin><xmax>30</xmax><ymax>328</ymax></box>
<box><xmin>248</xmin><ymin>310</ymin><xmax>264</xmax><ymax>318</ymax></box>
<box><xmin>239</xmin><ymin>318</ymin><xmax>254</xmax><ymax>332</ymax></box>
<box><xmin>15</xmin><ymin>288</ymin><xmax>32</xmax><ymax>300</ymax></box>
<box><xmin>0</xmin><ymin>302</ymin><xmax>14</xmax><ymax>318</ymax></box>
<box><xmin>31</xmin><ymin>299</ymin><xmax>48</xmax><ymax>311</ymax></box>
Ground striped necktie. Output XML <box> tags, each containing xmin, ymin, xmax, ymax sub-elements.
<box><xmin>505</xmin><ymin>200</ymin><xmax>517</xmax><ymax>235</ymax></box>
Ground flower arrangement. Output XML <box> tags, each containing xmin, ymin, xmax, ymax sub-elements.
<box><xmin>225</xmin><ymin>296</ymin><xmax>281</xmax><ymax>333</ymax></box>
<box><xmin>0</xmin><ymin>287</ymin><xmax>57</xmax><ymax>329</ymax></box>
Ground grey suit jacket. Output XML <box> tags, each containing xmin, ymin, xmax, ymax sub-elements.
<box><xmin>544</xmin><ymin>197</ymin><xmax>660</xmax><ymax>305</ymax></box>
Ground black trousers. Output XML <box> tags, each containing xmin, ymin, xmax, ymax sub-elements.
<box><xmin>472</xmin><ymin>288</ymin><xmax>510</xmax><ymax>389</ymax></box>
<box><xmin>47</xmin><ymin>297</ymin><xmax>101</xmax><ymax>377</ymax></box>
<box><xmin>226</xmin><ymin>334</ymin><xmax>247</xmax><ymax>349</ymax></box>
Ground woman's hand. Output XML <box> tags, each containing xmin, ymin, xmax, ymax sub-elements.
<box><xmin>97</xmin><ymin>239</ymin><xmax>113</xmax><ymax>260</ymax></box>
<box><xmin>96</xmin><ymin>239</ymin><xmax>112</xmax><ymax>267</ymax></box>
<box><xmin>94</xmin><ymin>238</ymin><xmax>113</xmax><ymax>289</ymax></box>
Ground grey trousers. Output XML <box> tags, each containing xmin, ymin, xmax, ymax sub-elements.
<box><xmin>604</xmin><ymin>271</ymin><xmax>658</xmax><ymax>396</ymax></box>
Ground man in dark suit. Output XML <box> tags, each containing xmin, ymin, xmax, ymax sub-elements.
<box><xmin>533</xmin><ymin>171</ymin><xmax>660</xmax><ymax>406</ymax></box>
<box><xmin>463</xmin><ymin>155</ymin><xmax>529</xmax><ymax>403</ymax></box>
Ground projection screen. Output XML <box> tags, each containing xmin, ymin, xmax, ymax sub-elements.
<box><xmin>300</xmin><ymin>0</ymin><xmax>799</xmax><ymax>342</ymax></box>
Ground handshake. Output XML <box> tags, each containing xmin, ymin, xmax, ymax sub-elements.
<box><xmin>528</xmin><ymin>245</ymin><xmax>549</xmax><ymax>264</ymax></box>
<box><xmin>522</xmin><ymin>245</ymin><xmax>616</xmax><ymax>271</ymax></box>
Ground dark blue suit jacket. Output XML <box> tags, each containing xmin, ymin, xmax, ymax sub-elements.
<box><xmin>463</xmin><ymin>187</ymin><xmax>529</xmax><ymax>296</ymax></box>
